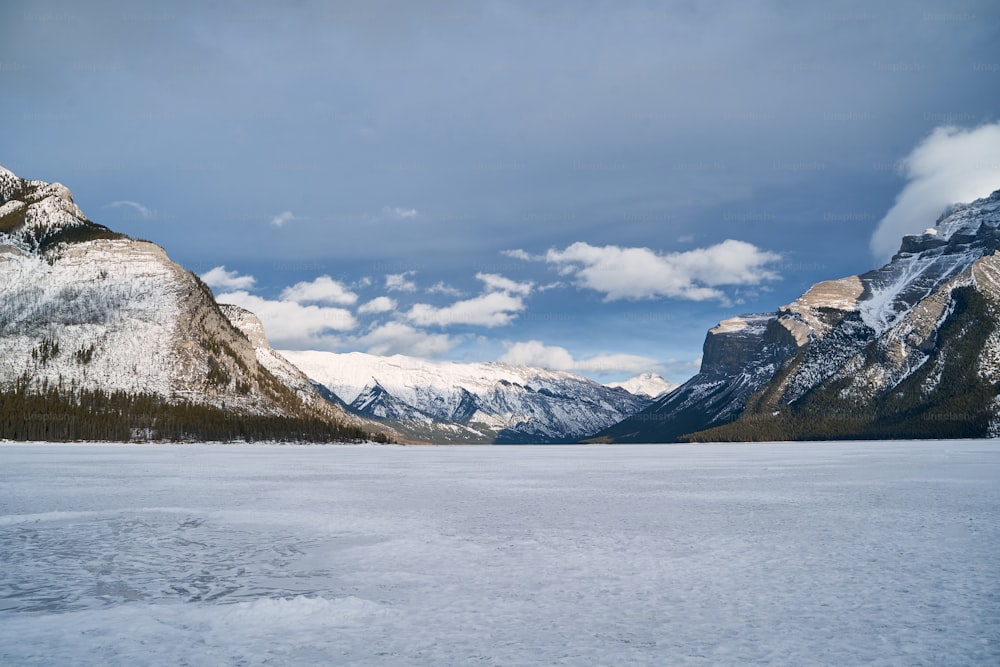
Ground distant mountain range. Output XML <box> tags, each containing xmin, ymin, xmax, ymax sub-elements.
<box><xmin>592</xmin><ymin>189</ymin><xmax>1000</xmax><ymax>442</ymax></box>
<box><xmin>5</xmin><ymin>163</ymin><xmax>998</xmax><ymax>444</ymax></box>
<box><xmin>280</xmin><ymin>350</ymin><xmax>652</xmax><ymax>443</ymax></box>
<box><xmin>605</xmin><ymin>372</ymin><xmax>676</xmax><ymax>398</ymax></box>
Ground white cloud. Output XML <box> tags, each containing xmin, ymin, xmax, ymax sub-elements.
<box><xmin>216</xmin><ymin>290</ymin><xmax>356</xmax><ymax>348</ymax></box>
<box><xmin>270</xmin><ymin>211</ymin><xmax>296</xmax><ymax>227</ymax></box>
<box><xmin>356</xmin><ymin>322</ymin><xmax>458</xmax><ymax>357</ymax></box>
<box><xmin>386</xmin><ymin>272</ymin><xmax>417</xmax><ymax>292</ymax></box>
<box><xmin>545</xmin><ymin>240</ymin><xmax>780</xmax><ymax>301</ymax></box>
<box><xmin>407</xmin><ymin>291</ymin><xmax>526</xmax><ymax>328</ymax></box>
<box><xmin>427</xmin><ymin>281</ymin><xmax>464</xmax><ymax>297</ymax></box>
<box><xmin>358</xmin><ymin>296</ymin><xmax>397</xmax><ymax>314</ymax></box>
<box><xmin>870</xmin><ymin>123</ymin><xmax>1000</xmax><ymax>258</ymax></box>
<box><xmin>499</xmin><ymin>340</ymin><xmax>661</xmax><ymax>376</ymax></box>
<box><xmin>200</xmin><ymin>266</ymin><xmax>256</xmax><ymax>291</ymax></box>
<box><xmin>279</xmin><ymin>275</ymin><xmax>358</xmax><ymax>306</ymax></box>
<box><xmin>383</xmin><ymin>206</ymin><xmax>419</xmax><ymax>220</ymax></box>
<box><xmin>476</xmin><ymin>272</ymin><xmax>533</xmax><ymax>296</ymax></box>
<box><xmin>105</xmin><ymin>200</ymin><xmax>156</xmax><ymax>220</ymax></box>
<box><xmin>501</xmin><ymin>248</ymin><xmax>539</xmax><ymax>261</ymax></box>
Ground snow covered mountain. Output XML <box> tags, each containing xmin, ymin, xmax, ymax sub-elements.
<box><xmin>280</xmin><ymin>350</ymin><xmax>652</xmax><ymax>443</ymax></box>
<box><xmin>605</xmin><ymin>373</ymin><xmax>677</xmax><ymax>398</ymax></box>
<box><xmin>594</xmin><ymin>189</ymin><xmax>1000</xmax><ymax>442</ymax></box>
<box><xmin>0</xmin><ymin>166</ymin><xmax>382</xmax><ymax>442</ymax></box>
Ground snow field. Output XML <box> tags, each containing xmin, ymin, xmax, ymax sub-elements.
<box><xmin>0</xmin><ymin>441</ymin><xmax>997</xmax><ymax>665</ymax></box>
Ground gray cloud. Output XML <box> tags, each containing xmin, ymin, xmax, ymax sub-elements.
<box><xmin>5</xmin><ymin>0</ymin><xmax>999</xmax><ymax>373</ymax></box>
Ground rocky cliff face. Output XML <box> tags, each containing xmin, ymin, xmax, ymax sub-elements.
<box><xmin>218</xmin><ymin>305</ymin><xmax>379</xmax><ymax>431</ymax></box>
<box><xmin>0</xmin><ymin>166</ymin><xmax>378</xmax><ymax>441</ymax></box>
<box><xmin>594</xmin><ymin>189</ymin><xmax>1000</xmax><ymax>442</ymax></box>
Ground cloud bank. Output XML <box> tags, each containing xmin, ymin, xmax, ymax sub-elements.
<box><xmin>406</xmin><ymin>273</ymin><xmax>532</xmax><ymax>327</ymax></box>
<box><xmin>280</xmin><ymin>276</ymin><xmax>358</xmax><ymax>306</ymax></box>
<box><xmin>358</xmin><ymin>296</ymin><xmax>397</xmax><ymax>314</ymax></box>
<box><xmin>871</xmin><ymin>123</ymin><xmax>1000</xmax><ymax>259</ymax></box>
<box><xmin>544</xmin><ymin>240</ymin><xmax>780</xmax><ymax>301</ymax></box>
<box><xmin>356</xmin><ymin>322</ymin><xmax>458</xmax><ymax>357</ymax></box>
<box><xmin>499</xmin><ymin>340</ymin><xmax>660</xmax><ymax>377</ymax></box>
<box><xmin>201</xmin><ymin>266</ymin><xmax>256</xmax><ymax>291</ymax></box>
<box><xmin>217</xmin><ymin>290</ymin><xmax>356</xmax><ymax>348</ymax></box>
<box><xmin>386</xmin><ymin>272</ymin><xmax>418</xmax><ymax>292</ymax></box>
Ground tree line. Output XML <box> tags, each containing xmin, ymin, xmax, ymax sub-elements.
<box><xmin>0</xmin><ymin>381</ymin><xmax>391</xmax><ymax>443</ymax></box>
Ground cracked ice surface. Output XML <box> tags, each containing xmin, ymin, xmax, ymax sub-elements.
<box><xmin>1</xmin><ymin>442</ymin><xmax>998</xmax><ymax>665</ymax></box>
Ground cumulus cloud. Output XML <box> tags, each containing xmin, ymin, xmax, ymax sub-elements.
<box><xmin>427</xmin><ymin>281</ymin><xmax>464</xmax><ymax>297</ymax></box>
<box><xmin>396</xmin><ymin>271</ymin><xmax>534</xmax><ymax>329</ymax></box>
<box><xmin>216</xmin><ymin>290</ymin><xmax>356</xmax><ymax>348</ymax></box>
<box><xmin>105</xmin><ymin>200</ymin><xmax>156</xmax><ymax>220</ymax></box>
<box><xmin>407</xmin><ymin>291</ymin><xmax>526</xmax><ymax>328</ymax></box>
<box><xmin>499</xmin><ymin>340</ymin><xmax>661</xmax><ymax>376</ymax></box>
<box><xmin>356</xmin><ymin>321</ymin><xmax>458</xmax><ymax>357</ymax></box>
<box><xmin>870</xmin><ymin>123</ymin><xmax>1000</xmax><ymax>259</ymax></box>
<box><xmin>358</xmin><ymin>296</ymin><xmax>397</xmax><ymax>314</ymax></box>
<box><xmin>545</xmin><ymin>240</ymin><xmax>780</xmax><ymax>301</ymax></box>
<box><xmin>200</xmin><ymin>266</ymin><xmax>256</xmax><ymax>291</ymax></box>
<box><xmin>279</xmin><ymin>275</ymin><xmax>358</xmax><ymax>305</ymax></box>
<box><xmin>270</xmin><ymin>211</ymin><xmax>296</xmax><ymax>227</ymax></box>
<box><xmin>476</xmin><ymin>272</ymin><xmax>533</xmax><ymax>296</ymax></box>
<box><xmin>382</xmin><ymin>206</ymin><xmax>419</xmax><ymax>220</ymax></box>
<box><xmin>386</xmin><ymin>272</ymin><xmax>417</xmax><ymax>292</ymax></box>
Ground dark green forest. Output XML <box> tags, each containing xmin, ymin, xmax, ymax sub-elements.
<box><xmin>0</xmin><ymin>380</ymin><xmax>390</xmax><ymax>443</ymax></box>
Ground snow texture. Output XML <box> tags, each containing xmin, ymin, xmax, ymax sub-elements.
<box><xmin>858</xmin><ymin>189</ymin><xmax>1000</xmax><ymax>334</ymax></box>
<box><xmin>281</xmin><ymin>350</ymin><xmax>650</xmax><ymax>441</ymax></box>
<box><xmin>0</xmin><ymin>241</ymin><xmax>183</xmax><ymax>396</ymax></box>
<box><xmin>605</xmin><ymin>372</ymin><xmax>677</xmax><ymax>398</ymax></box>
<box><xmin>1</xmin><ymin>441</ymin><xmax>997</xmax><ymax>666</ymax></box>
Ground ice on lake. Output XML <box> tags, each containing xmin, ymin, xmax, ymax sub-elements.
<box><xmin>1</xmin><ymin>441</ymin><xmax>998</xmax><ymax>665</ymax></box>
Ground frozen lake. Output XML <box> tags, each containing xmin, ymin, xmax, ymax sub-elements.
<box><xmin>1</xmin><ymin>441</ymin><xmax>998</xmax><ymax>665</ymax></box>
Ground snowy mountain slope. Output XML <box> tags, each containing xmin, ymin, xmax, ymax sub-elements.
<box><xmin>0</xmin><ymin>165</ymin><xmax>379</xmax><ymax>441</ymax></box>
<box><xmin>605</xmin><ymin>373</ymin><xmax>677</xmax><ymax>398</ymax></box>
<box><xmin>280</xmin><ymin>350</ymin><xmax>652</xmax><ymax>443</ymax></box>
<box><xmin>218</xmin><ymin>305</ymin><xmax>381</xmax><ymax>432</ymax></box>
<box><xmin>594</xmin><ymin>188</ymin><xmax>1000</xmax><ymax>442</ymax></box>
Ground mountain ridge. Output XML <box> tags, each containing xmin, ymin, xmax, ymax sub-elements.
<box><xmin>0</xmin><ymin>165</ymin><xmax>386</xmax><ymax>443</ymax></box>
<box><xmin>280</xmin><ymin>350</ymin><xmax>652</xmax><ymax>443</ymax></box>
<box><xmin>592</xmin><ymin>189</ymin><xmax>1000</xmax><ymax>443</ymax></box>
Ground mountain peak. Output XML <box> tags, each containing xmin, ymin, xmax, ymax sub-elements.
<box><xmin>0</xmin><ymin>164</ymin><xmax>112</xmax><ymax>253</ymax></box>
<box><xmin>606</xmin><ymin>372</ymin><xmax>677</xmax><ymax>398</ymax></box>
<box><xmin>861</xmin><ymin>188</ymin><xmax>1000</xmax><ymax>334</ymax></box>
<box><xmin>1</xmin><ymin>166</ymin><xmax>385</xmax><ymax>443</ymax></box>
<box><xmin>595</xmin><ymin>186</ymin><xmax>1000</xmax><ymax>443</ymax></box>
<box><xmin>0</xmin><ymin>165</ymin><xmax>22</xmax><ymax>202</ymax></box>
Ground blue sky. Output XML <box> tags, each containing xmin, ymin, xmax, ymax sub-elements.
<box><xmin>3</xmin><ymin>0</ymin><xmax>999</xmax><ymax>383</ymax></box>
